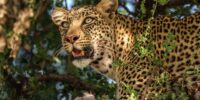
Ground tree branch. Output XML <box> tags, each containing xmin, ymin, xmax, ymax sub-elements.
<box><xmin>165</xmin><ymin>0</ymin><xmax>199</xmax><ymax>7</ymax></box>
<box><xmin>34</xmin><ymin>0</ymin><xmax>51</xmax><ymax>21</ymax></box>
<box><xmin>37</xmin><ymin>74</ymin><xmax>101</xmax><ymax>92</ymax></box>
<box><xmin>134</xmin><ymin>0</ymin><xmax>200</xmax><ymax>19</ymax></box>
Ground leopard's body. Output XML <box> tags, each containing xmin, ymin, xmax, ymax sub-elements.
<box><xmin>51</xmin><ymin>0</ymin><xmax>200</xmax><ymax>99</ymax></box>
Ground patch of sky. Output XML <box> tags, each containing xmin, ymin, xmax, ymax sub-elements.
<box><xmin>191</xmin><ymin>5</ymin><xmax>199</xmax><ymax>13</ymax></box>
<box><xmin>126</xmin><ymin>0</ymin><xmax>135</xmax><ymax>12</ymax></box>
<box><xmin>65</xmin><ymin>0</ymin><xmax>74</xmax><ymax>9</ymax></box>
<box><xmin>118</xmin><ymin>0</ymin><xmax>135</xmax><ymax>16</ymax></box>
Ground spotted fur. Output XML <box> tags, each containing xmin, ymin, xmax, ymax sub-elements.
<box><xmin>51</xmin><ymin>0</ymin><xmax>200</xmax><ymax>99</ymax></box>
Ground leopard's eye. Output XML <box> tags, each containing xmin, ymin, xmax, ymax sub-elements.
<box><xmin>83</xmin><ymin>17</ymin><xmax>94</xmax><ymax>24</ymax></box>
<box><xmin>61</xmin><ymin>21</ymin><xmax>69</xmax><ymax>28</ymax></box>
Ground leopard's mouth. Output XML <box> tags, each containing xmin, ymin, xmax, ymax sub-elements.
<box><xmin>71</xmin><ymin>47</ymin><xmax>94</xmax><ymax>59</ymax></box>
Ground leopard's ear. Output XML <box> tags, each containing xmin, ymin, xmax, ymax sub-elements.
<box><xmin>96</xmin><ymin>0</ymin><xmax>118</xmax><ymax>17</ymax></box>
<box><xmin>51</xmin><ymin>7</ymin><xmax>68</xmax><ymax>26</ymax></box>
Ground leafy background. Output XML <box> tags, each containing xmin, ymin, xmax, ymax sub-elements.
<box><xmin>0</xmin><ymin>0</ymin><xmax>199</xmax><ymax>100</ymax></box>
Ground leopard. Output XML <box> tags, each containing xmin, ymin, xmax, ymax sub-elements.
<box><xmin>51</xmin><ymin>0</ymin><xmax>200</xmax><ymax>99</ymax></box>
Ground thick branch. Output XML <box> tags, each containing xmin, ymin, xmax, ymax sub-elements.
<box><xmin>38</xmin><ymin>74</ymin><xmax>100</xmax><ymax>92</ymax></box>
<box><xmin>165</xmin><ymin>0</ymin><xmax>199</xmax><ymax>7</ymax></box>
<box><xmin>34</xmin><ymin>0</ymin><xmax>51</xmax><ymax>21</ymax></box>
<box><xmin>138</xmin><ymin>0</ymin><xmax>199</xmax><ymax>9</ymax></box>
<box><xmin>134</xmin><ymin>0</ymin><xmax>200</xmax><ymax>19</ymax></box>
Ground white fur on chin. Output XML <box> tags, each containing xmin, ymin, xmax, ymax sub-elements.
<box><xmin>72</xmin><ymin>59</ymin><xmax>92</xmax><ymax>68</ymax></box>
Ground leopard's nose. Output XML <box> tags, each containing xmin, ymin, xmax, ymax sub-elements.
<box><xmin>65</xmin><ymin>34</ymin><xmax>80</xmax><ymax>44</ymax></box>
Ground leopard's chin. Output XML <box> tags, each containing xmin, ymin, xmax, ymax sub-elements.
<box><xmin>71</xmin><ymin>46</ymin><xmax>94</xmax><ymax>68</ymax></box>
<box><xmin>72</xmin><ymin>58</ymin><xmax>92</xmax><ymax>68</ymax></box>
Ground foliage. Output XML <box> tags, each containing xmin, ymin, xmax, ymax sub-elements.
<box><xmin>122</xmin><ymin>82</ymin><xmax>138</xmax><ymax>100</ymax></box>
<box><xmin>162</xmin><ymin>32</ymin><xmax>176</xmax><ymax>58</ymax></box>
<box><xmin>140</xmin><ymin>0</ymin><xmax>146</xmax><ymax>17</ymax></box>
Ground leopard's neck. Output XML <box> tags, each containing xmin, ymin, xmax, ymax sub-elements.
<box><xmin>107</xmin><ymin>14</ymin><xmax>147</xmax><ymax>80</ymax></box>
<box><xmin>113</xmin><ymin>14</ymin><xmax>145</xmax><ymax>63</ymax></box>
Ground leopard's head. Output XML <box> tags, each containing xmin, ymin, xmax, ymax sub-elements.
<box><xmin>51</xmin><ymin>0</ymin><xmax>118</xmax><ymax>74</ymax></box>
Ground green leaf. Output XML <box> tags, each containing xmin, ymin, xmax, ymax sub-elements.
<box><xmin>140</xmin><ymin>47</ymin><xmax>148</xmax><ymax>57</ymax></box>
<box><xmin>140</xmin><ymin>0</ymin><xmax>146</xmax><ymax>15</ymax></box>
<box><xmin>118</xmin><ymin>10</ymin><xmax>128</xmax><ymax>15</ymax></box>
<box><xmin>134</xmin><ymin>41</ymin><xmax>139</xmax><ymax>49</ymax></box>
<box><xmin>158</xmin><ymin>0</ymin><xmax>169</xmax><ymax>5</ymax></box>
<box><xmin>130</xmin><ymin>93</ymin><xmax>137</xmax><ymax>100</ymax></box>
<box><xmin>152</xmin><ymin>59</ymin><xmax>163</xmax><ymax>66</ymax></box>
<box><xmin>112</xmin><ymin>59</ymin><xmax>124</xmax><ymax>67</ymax></box>
<box><xmin>122</xmin><ymin>82</ymin><xmax>138</xmax><ymax>99</ymax></box>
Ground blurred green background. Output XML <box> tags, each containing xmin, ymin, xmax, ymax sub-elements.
<box><xmin>0</xmin><ymin>0</ymin><xmax>199</xmax><ymax>100</ymax></box>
